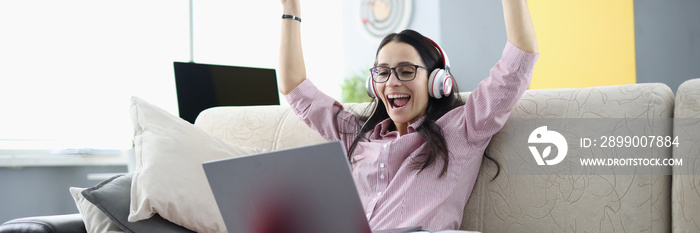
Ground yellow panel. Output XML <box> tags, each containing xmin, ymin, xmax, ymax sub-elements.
<box><xmin>527</xmin><ymin>0</ymin><xmax>637</xmax><ymax>89</ymax></box>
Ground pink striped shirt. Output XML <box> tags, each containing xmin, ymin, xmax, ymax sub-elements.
<box><xmin>285</xmin><ymin>41</ymin><xmax>538</xmax><ymax>231</ymax></box>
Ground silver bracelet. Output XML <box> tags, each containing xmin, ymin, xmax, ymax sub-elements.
<box><xmin>281</xmin><ymin>14</ymin><xmax>302</xmax><ymax>23</ymax></box>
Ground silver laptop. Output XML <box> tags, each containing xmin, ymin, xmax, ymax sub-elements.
<box><xmin>202</xmin><ymin>141</ymin><xmax>422</xmax><ymax>233</ymax></box>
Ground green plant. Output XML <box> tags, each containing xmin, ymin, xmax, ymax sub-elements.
<box><xmin>341</xmin><ymin>67</ymin><xmax>373</xmax><ymax>103</ymax></box>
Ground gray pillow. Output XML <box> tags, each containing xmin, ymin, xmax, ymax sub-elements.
<box><xmin>81</xmin><ymin>174</ymin><xmax>194</xmax><ymax>233</ymax></box>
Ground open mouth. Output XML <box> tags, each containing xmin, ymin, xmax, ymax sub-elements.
<box><xmin>387</xmin><ymin>94</ymin><xmax>411</xmax><ymax>109</ymax></box>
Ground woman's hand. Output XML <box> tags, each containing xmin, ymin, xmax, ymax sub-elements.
<box><xmin>502</xmin><ymin>0</ymin><xmax>538</xmax><ymax>53</ymax></box>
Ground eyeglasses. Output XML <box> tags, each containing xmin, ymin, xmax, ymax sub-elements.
<box><xmin>369</xmin><ymin>64</ymin><xmax>429</xmax><ymax>83</ymax></box>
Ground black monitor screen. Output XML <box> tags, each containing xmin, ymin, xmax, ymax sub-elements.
<box><xmin>173</xmin><ymin>62</ymin><xmax>280</xmax><ymax>124</ymax></box>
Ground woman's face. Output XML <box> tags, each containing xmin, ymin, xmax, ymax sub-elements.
<box><xmin>375</xmin><ymin>41</ymin><xmax>430</xmax><ymax>127</ymax></box>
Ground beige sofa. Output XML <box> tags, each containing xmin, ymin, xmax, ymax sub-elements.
<box><xmin>194</xmin><ymin>78</ymin><xmax>700</xmax><ymax>232</ymax></box>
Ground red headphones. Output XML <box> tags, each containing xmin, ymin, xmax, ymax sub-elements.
<box><xmin>366</xmin><ymin>37</ymin><xmax>454</xmax><ymax>99</ymax></box>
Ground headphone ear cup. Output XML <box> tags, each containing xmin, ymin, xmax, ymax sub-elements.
<box><xmin>428</xmin><ymin>69</ymin><xmax>454</xmax><ymax>99</ymax></box>
<box><xmin>443</xmin><ymin>75</ymin><xmax>454</xmax><ymax>97</ymax></box>
<box><xmin>428</xmin><ymin>69</ymin><xmax>445</xmax><ymax>99</ymax></box>
<box><xmin>366</xmin><ymin>75</ymin><xmax>377</xmax><ymax>99</ymax></box>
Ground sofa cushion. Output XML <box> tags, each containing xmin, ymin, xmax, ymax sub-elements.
<box><xmin>79</xmin><ymin>174</ymin><xmax>192</xmax><ymax>233</ymax></box>
<box><xmin>128</xmin><ymin>96</ymin><xmax>263</xmax><ymax>233</ymax></box>
<box><xmin>69</xmin><ymin>186</ymin><xmax>122</xmax><ymax>233</ymax></box>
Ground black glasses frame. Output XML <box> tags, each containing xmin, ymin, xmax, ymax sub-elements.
<box><xmin>369</xmin><ymin>64</ymin><xmax>429</xmax><ymax>83</ymax></box>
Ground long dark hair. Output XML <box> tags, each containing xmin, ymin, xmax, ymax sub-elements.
<box><xmin>344</xmin><ymin>29</ymin><xmax>500</xmax><ymax>179</ymax></box>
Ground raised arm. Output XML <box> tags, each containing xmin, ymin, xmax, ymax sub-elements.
<box><xmin>502</xmin><ymin>0</ymin><xmax>538</xmax><ymax>53</ymax></box>
<box><xmin>279</xmin><ymin>0</ymin><xmax>306</xmax><ymax>95</ymax></box>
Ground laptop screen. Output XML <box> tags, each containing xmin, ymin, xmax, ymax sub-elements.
<box><xmin>173</xmin><ymin>62</ymin><xmax>280</xmax><ymax>124</ymax></box>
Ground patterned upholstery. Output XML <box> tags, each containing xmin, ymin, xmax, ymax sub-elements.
<box><xmin>462</xmin><ymin>83</ymin><xmax>674</xmax><ymax>232</ymax></box>
<box><xmin>672</xmin><ymin>78</ymin><xmax>700</xmax><ymax>233</ymax></box>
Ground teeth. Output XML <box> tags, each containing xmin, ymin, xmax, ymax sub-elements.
<box><xmin>388</xmin><ymin>94</ymin><xmax>410</xmax><ymax>99</ymax></box>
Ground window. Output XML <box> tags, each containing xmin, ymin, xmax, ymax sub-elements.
<box><xmin>0</xmin><ymin>1</ymin><xmax>342</xmax><ymax>151</ymax></box>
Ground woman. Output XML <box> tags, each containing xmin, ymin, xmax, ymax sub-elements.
<box><xmin>279</xmin><ymin>0</ymin><xmax>538</xmax><ymax>230</ymax></box>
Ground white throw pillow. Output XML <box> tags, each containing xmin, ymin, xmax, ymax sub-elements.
<box><xmin>127</xmin><ymin>96</ymin><xmax>262</xmax><ymax>233</ymax></box>
<box><xmin>69</xmin><ymin>187</ymin><xmax>124</xmax><ymax>233</ymax></box>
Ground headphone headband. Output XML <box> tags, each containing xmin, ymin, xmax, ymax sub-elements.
<box><xmin>423</xmin><ymin>36</ymin><xmax>454</xmax><ymax>99</ymax></box>
<box><xmin>423</xmin><ymin>37</ymin><xmax>451</xmax><ymax>72</ymax></box>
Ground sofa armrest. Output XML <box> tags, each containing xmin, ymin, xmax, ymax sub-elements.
<box><xmin>0</xmin><ymin>214</ymin><xmax>86</xmax><ymax>233</ymax></box>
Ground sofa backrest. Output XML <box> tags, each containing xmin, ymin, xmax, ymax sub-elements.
<box><xmin>195</xmin><ymin>104</ymin><xmax>327</xmax><ymax>150</ymax></box>
<box><xmin>194</xmin><ymin>82</ymin><xmax>675</xmax><ymax>232</ymax></box>
<box><xmin>672</xmin><ymin>78</ymin><xmax>700</xmax><ymax>233</ymax></box>
<box><xmin>461</xmin><ymin>83</ymin><xmax>674</xmax><ymax>232</ymax></box>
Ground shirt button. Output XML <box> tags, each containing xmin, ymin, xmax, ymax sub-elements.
<box><xmin>383</xmin><ymin>144</ymin><xmax>388</xmax><ymax>148</ymax></box>
<box><xmin>380</xmin><ymin>163</ymin><xmax>385</xmax><ymax>168</ymax></box>
<box><xmin>377</xmin><ymin>192</ymin><xmax>382</xmax><ymax>196</ymax></box>
<box><xmin>380</xmin><ymin>174</ymin><xmax>385</xmax><ymax>179</ymax></box>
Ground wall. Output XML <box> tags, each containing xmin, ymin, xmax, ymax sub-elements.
<box><xmin>342</xmin><ymin>0</ymin><xmax>441</xmax><ymax>83</ymax></box>
<box><xmin>0</xmin><ymin>166</ymin><xmax>127</xmax><ymax>223</ymax></box>
<box><xmin>439</xmin><ymin>0</ymin><xmax>506</xmax><ymax>91</ymax></box>
<box><xmin>342</xmin><ymin>0</ymin><xmax>509</xmax><ymax>92</ymax></box>
<box><xmin>527</xmin><ymin>0</ymin><xmax>637</xmax><ymax>89</ymax></box>
<box><xmin>438</xmin><ymin>0</ymin><xmax>639</xmax><ymax>90</ymax></box>
<box><xmin>344</xmin><ymin>0</ymin><xmax>699</xmax><ymax>93</ymax></box>
<box><xmin>634</xmin><ymin>0</ymin><xmax>700</xmax><ymax>92</ymax></box>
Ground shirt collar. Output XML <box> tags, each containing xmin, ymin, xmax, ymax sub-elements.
<box><xmin>408</xmin><ymin>117</ymin><xmax>426</xmax><ymax>132</ymax></box>
<box><xmin>374</xmin><ymin>116</ymin><xmax>426</xmax><ymax>136</ymax></box>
